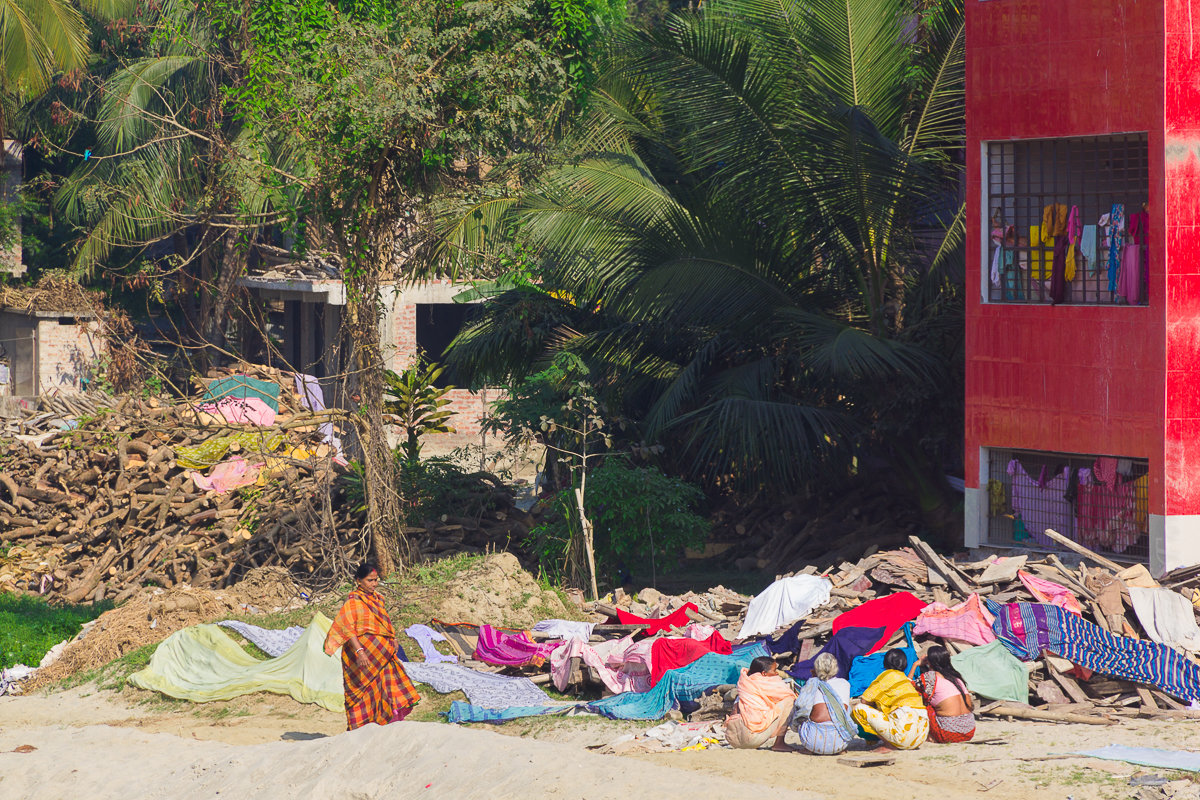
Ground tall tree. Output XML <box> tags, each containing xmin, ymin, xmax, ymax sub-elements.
<box><xmin>433</xmin><ymin>0</ymin><xmax>965</xmax><ymax>497</ymax></box>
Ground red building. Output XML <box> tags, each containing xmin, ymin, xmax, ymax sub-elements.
<box><xmin>964</xmin><ymin>0</ymin><xmax>1199</xmax><ymax>574</ymax></box>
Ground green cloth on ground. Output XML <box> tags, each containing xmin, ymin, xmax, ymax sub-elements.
<box><xmin>127</xmin><ymin>613</ymin><xmax>343</xmax><ymax>711</ymax></box>
<box><xmin>201</xmin><ymin>375</ymin><xmax>281</xmax><ymax>412</ymax></box>
<box><xmin>176</xmin><ymin>432</ymin><xmax>284</xmax><ymax>469</ymax></box>
<box><xmin>951</xmin><ymin>639</ymin><xmax>1029</xmax><ymax>704</ymax></box>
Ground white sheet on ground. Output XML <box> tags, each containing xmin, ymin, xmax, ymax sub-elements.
<box><xmin>737</xmin><ymin>574</ymin><xmax>832</xmax><ymax>639</ymax></box>
<box><xmin>1129</xmin><ymin>587</ymin><xmax>1200</xmax><ymax>652</ymax></box>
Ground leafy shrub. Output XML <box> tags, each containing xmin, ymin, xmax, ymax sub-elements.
<box><xmin>342</xmin><ymin>455</ymin><xmax>508</xmax><ymax>522</ymax></box>
<box><xmin>527</xmin><ymin>458</ymin><xmax>709</xmax><ymax>588</ymax></box>
<box><xmin>0</xmin><ymin>593</ymin><xmax>113</xmax><ymax>670</ymax></box>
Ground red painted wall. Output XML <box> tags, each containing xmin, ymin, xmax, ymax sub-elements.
<box><xmin>965</xmin><ymin>0</ymin><xmax>1167</xmax><ymax>513</ymax></box>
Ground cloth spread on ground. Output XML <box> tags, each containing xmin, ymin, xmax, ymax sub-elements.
<box><xmin>446</xmin><ymin>702</ymin><xmax>580</xmax><ymax>724</ymax></box>
<box><xmin>649</xmin><ymin>631</ymin><xmax>733</xmax><ymax>686</ymax></box>
<box><xmin>1018</xmin><ymin>570</ymin><xmax>1083</xmax><ymax>615</ymax></box>
<box><xmin>531</xmin><ymin>619</ymin><xmax>596</xmax><ymax>640</ymax></box>
<box><xmin>475</xmin><ymin>624</ymin><xmax>561</xmax><ymax>668</ymax></box>
<box><xmin>176</xmin><ymin>432</ymin><xmax>284</xmax><ymax>470</ymax></box>
<box><xmin>736</xmin><ymin>575</ymin><xmax>832</xmax><ymax>639</ymax></box>
<box><xmin>847</xmin><ymin>622</ymin><xmax>918</xmax><ymax>696</ymax></box>
<box><xmin>128</xmin><ymin>614</ymin><xmax>343</xmax><ymax>711</ymax></box>
<box><xmin>788</xmin><ymin>625</ymin><xmax>884</xmax><ymax>681</ymax></box>
<box><xmin>913</xmin><ymin>594</ymin><xmax>997</xmax><ymax>646</ymax></box>
<box><xmin>292</xmin><ymin>373</ymin><xmax>345</xmax><ymax>460</ymax></box>
<box><xmin>549</xmin><ymin>635</ymin><xmax>655</xmax><ymax>694</ymax></box>
<box><xmin>988</xmin><ymin>600</ymin><xmax>1200</xmax><ymax>702</ymax></box>
<box><xmin>403</xmin><ymin>662</ymin><xmax>551</xmax><ymax>708</ymax></box>
<box><xmin>404</xmin><ymin>624</ymin><xmax>458</xmax><ymax>664</ymax></box>
<box><xmin>588</xmin><ymin>643</ymin><xmax>769</xmax><ymax>720</ymax></box>
<box><xmin>1129</xmin><ymin>587</ymin><xmax>1200</xmax><ymax>652</ymax></box>
<box><xmin>831</xmin><ymin>592</ymin><xmax>925</xmax><ymax>654</ymax></box>
<box><xmin>189</xmin><ymin>455</ymin><xmax>261</xmax><ymax>494</ymax></box>
<box><xmin>201</xmin><ymin>375</ymin><xmax>281</xmax><ymax>412</ymax></box>
<box><xmin>216</xmin><ymin>621</ymin><xmax>304</xmax><ymax>657</ymax></box>
<box><xmin>616</xmin><ymin>603</ymin><xmax>699</xmax><ymax>636</ymax></box>
<box><xmin>1072</xmin><ymin>745</ymin><xmax>1200</xmax><ymax>772</ymax></box>
<box><xmin>732</xmin><ymin>669</ymin><xmax>797</xmax><ymax>734</ymax></box>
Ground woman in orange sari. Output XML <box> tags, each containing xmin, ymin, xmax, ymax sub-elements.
<box><xmin>324</xmin><ymin>562</ymin><xmax>420</xmax><ymax>730</ymax></box>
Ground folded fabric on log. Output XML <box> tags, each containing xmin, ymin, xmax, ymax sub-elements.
<box><xmin>616</xmin><ymin>603</ymin><xmax>699</xmax><ymax>636</ymax></box>
<box><xmin>475</xmin><ymin>624</ymin><xmax>562</xmax><ymax>668</ymax></box>
<box><xmin>913</xmin><ymin>593</ymin><xmax>996</xmax><ymax>646</ymax></box>
<box><xmin>649</xmin><ymin>630</ymin><xmax>733</xmax><ymax>687</ymax></box>
<box><xmin>988</xmin><ymin>600</ymin><xmax>1200</xmax><ymax>702</ymax></box>
<box><xmin>831</xmin><ymin>592</ymin><xmax>925</xmax><ymax>654</ymax></box>
<box><xmin>550</xmin><ymin>635</ymin><xmax>655</xmax><ymax>694</ymax></box>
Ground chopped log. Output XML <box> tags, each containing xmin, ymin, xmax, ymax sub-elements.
<box><xmin>907</xmin><ymin>536</ymin><xmax>973</xmax><ymax>597</ymax></box>
<box><xmin>979</xmin><ymin>703</ymin><xmax>1116</xmax><ymax>726</ymax></box>
<box><xmin>1041</xmin><ymin>528</ymin><xmax>1124</xmax><ymax>573</ymax></box>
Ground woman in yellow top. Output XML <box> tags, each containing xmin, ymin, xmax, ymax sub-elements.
<box><xmin>324</xmin><ymin>562</ymin><xmax>421</xmax><ymax>730</ymax></box>
<box><xmin>724</xmin><ymin>656</ymin><xmax>798</xmax><ymax>751</ymax></box>
<box><xmin>851</xmin><ymin>649</ymin><xmax>929</xmax><ymax>750</ymax></box>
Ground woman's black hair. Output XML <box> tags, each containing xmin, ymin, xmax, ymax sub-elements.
<box><xmin>354</xmin><ymin>562</ymin><xmax>380</xmax><ymax>581</ymax></box>
<box><xmin>923</xmin><ymin>645</ymin><xmax>972</xmax><ymax>705</ymax></box>
<box><xmin>748</xmin><ymin>656</ymin><xmax>776</xmax><ymax>675</ymax></box>
<box><xmin>883</xmin><ymin>648</ymin><xmax>908</xmax><ymax>672</ymax></box>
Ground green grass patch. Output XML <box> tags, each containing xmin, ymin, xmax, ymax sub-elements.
<box><xmin>0</xmin><ymin>592</ymin><xmax>113</xmax><ymax>670</ymax></box>
<box><xmin>56</xmin><ymin>642</ymin><xmax>158</xmax><ymax>692</ymax></box>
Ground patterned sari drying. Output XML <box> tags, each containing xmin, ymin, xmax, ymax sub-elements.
<box><xmin>325</xmin><ymin>589</ymin><xmax>420</xmax><ymax>730</ymax></box>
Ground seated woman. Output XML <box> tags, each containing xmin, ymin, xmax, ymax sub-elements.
<box><xmin>910</xmin><ymin>645</ymin><xmax>975</xmax><ymax>743</ymax></box>
<box><xmin>725</xmin><ymin>656</ymin><xmax>798</xmax><ymax>751</ymax></box>
<box><xmin>792</xmin><ymin>652</ymin><xmax>856</xmax><ymax>755</ymax></box>
<box><xmin>851</xmin><ymin>648</ymin><xmax>929</xmax><ymax>750</ymax></box>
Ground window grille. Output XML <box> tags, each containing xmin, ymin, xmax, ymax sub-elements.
<box><xmin>985</xmin><ymin>134</ymin><xmax>1149</xmax><ymax>305</ymax></box>
<box><xmin>985</xmin><ymin>448</ymin><xmax>1149</xmax><ymax>563</ymax></box>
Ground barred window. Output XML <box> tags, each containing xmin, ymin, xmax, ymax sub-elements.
<box><xmin>985</xmin><ymin>448</ymin><xmax>1149</xmax><ymax>563</ymax></box>
<box><xmin>985</xmin><ymin>134</ymin><xmax>1149</xmax><ymax>305</ymax></box>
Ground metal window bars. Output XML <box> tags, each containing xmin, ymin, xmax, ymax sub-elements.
<box><xmin>985</xmin><ymin>134</ymin><xmax>1150</xmax><ymax>305</ymax></box>
<box><xmin>986</xmin><ymin>448</ymin><xmax>1149</xmax><ymax>563</ymax></box>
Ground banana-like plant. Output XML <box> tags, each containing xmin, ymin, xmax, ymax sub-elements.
<box><xmin>382</xmin><ymin>356</ymin><xmax>457</xmax><ymax>462</ymax></box>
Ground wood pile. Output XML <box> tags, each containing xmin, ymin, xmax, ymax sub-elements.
<box><xmin>0</xmin><ymin>391</ymin><xmax>363</xmax><ymax>603</ymax></box>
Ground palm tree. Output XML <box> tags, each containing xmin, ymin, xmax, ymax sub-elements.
<box><xmin>0</xmin><ymin>0</ymin><xmax>129</xmax><ymax>100</ymax></box>
<box><xmin>432</xmin><ymin>0</ymin><xmax>965</xmax><ymax>493</ymax></box>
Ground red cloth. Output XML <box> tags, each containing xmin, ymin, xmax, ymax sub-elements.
<box><xmin>616</xmin><ymin>602</ymin><xmax>699</xmax><ymax>636</ymax></box>
<box><xmin>649</xmin><ymin>630</ymin><xmax>734</xmax><ymax>686</ymax></box>
<box><xmin>831</xmin><ymin>592</ymin><xmax>926</xmax><ymax>654</ymax></box>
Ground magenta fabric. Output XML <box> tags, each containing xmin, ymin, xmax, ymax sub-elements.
<box><xmin>474</xmin><ymin>624</ymin><xmax>562</xmax><ymax>667</ymax></box>
<box><xmin>831</xmin><ymin>591</ymin><xmax>926</xmax><ymax>654</ymax></box>
<box><xmin>1017</xmin><ymin>570</ymin><xmax>1083</xmax><ymax>616</ymax></box>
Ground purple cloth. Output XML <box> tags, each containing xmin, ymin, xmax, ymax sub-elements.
<box><xmin>292</xmin><ymin>372</ymin><xmax>345</xmax><ymax>461</ymax></box>
<box><xmin>1007</xmin><ymin>460</ymin><xmax>1071</xmax><ymax>546</ymax></box>
<box><xmin>788</xmin><ymin>625</ymin><xmax>884</xmax><ymax>681</ymax></box>
<box><xmin>763</xmin><ymin>618</ymin><xmax>806</xmax><ymax>655</ymax></box>
<box><xmin>474</xmin><ymin>624</ymin><xmax>563</xmax><ymax>667</ymax></box>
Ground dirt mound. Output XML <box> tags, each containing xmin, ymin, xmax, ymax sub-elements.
<box><xmin>28</xmin><ymin>568</ymin><xmax>305</xmax><ymax>688</ymax></box>
<box><xmin>428</xmin><ymin>552</ymin><xmax>571</xmax><ymax>628</ymax></box>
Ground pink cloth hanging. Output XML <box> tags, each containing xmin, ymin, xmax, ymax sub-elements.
<box><xmin>1018</xmin><ymin>570</ymin><xmax>1083</xmax><ymax>616</ymax></box>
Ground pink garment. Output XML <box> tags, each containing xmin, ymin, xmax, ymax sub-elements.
<box><xmin>550</xmin><ymin>635</ymin><xmax>655</xmax><ymax>694</ymax></box>
<box><xmin>1017</xmin><ymin>570</ymin><xmax>1083</xmax><ymax>616</ymax></box>
<box><xmin>1077</xmin><ymin>481</ymin><xmax>1139</xmax><ymax>554</ymax></box>
<box><xmin>1007</xmin><ymin>460</ymin><xmax>1072</xmax><ymax>546</ymax></box>
<box><xmin>197</xmin><ymin>396</ymin><xmax>277</xmax><ymax>426</ymax></box>
<box><xmin>1067</xmin><ymin>205</ymin><xmax>1082</xmax><ymax>245</ymax></box>
<box><xmin>913</xmin><ymin>594</ymin><xmax>996</xmax><ymax>646</ymax></box>
<box><xmin>927</xmin><ymin>672</ymin><xmax>967</xmax><ymax>705</ymax></box>
<box><xmin>189</xmin><ymin>455</ymin><xmax>259</xmax><ymax>494</ymax></box>
<box><xmin>1118</xmin><ymin>243</ymin><xmax>1142</xmax><ymax>304</ymax></box>
<box><xmin>474</xmin><ymin>624</ymin><xmax>562</xmax><ymax>667</ymax></box>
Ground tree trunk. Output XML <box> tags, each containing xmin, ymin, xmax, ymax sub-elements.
<box><xmin>342</xmin><ymin>234</ymin><xmax>408</xmax><ymax>578</ymax></box>
<box><xmin>574</xmin><ymin>483</ymin><xmax>598</xmax><ymax>601</ymax></box>
<box><xmin>202</xmin><ymin>230</ymin><xmax>247</xmax><ymax>359</ymax></box>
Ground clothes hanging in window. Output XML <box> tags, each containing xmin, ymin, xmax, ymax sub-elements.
<box><xmin>1007</xmin><ymin>460</ymin><xmax>1072</xmax><ymax>546</ymax></box>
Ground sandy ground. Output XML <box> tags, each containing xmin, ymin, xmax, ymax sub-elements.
<box><xmin>1</xmin><ymin>686</ymin><xmax>1198</xmax><ymax>800</ymax></box>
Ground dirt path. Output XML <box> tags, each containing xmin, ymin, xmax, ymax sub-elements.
<box><xmin>1</xmin><ymin>687</ymin><xmax>1196</xmax><ymax>800</ymax></box>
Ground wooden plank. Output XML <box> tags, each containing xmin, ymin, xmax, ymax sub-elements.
<box><xmin>837</xmin><ymin>754</ymin><xmax>896</xmax><ymax>768</ymax></box>
<box><xmin>1041</xmin><ymin>528</ymin><xmax>1124</xmax><ymax>572</ymax></box>
<box><xmin>977</xmin><ymin>555</ymin><xmax>1028</xmax><ymax>585</ymax></box>
<box><xmin>1045</xmin><ymin>661</ymin><xmax>1091</xmax><ymax>705</ymax></box>
<box><xmin>1136</xmin><ymin>686</ymin><xmax>1160</xmax><ymax>713</ymax></box>
<box><xmin>908</xmin><ymin>536</ymin><xmax>973</xmax><ymax>597</ymax></box>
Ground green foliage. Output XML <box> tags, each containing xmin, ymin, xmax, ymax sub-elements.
<box><xmin>383</xmin><ymin>358</ymin><xmax>456</xmax><ymax>462</ymax></box>
<box><xmin>527</xmin><ymin>458</ymin><xmax>707</xmax><ymax>587</ymax></box>
<box><xmin>343</xmin><ymin>454</ymin><xmax>507</xmax><ymax>522</ymax></box>
<box><xmin>0</xmin><ymin>592</ymin><xmax>112</xmax><ymax>669</ymax></box>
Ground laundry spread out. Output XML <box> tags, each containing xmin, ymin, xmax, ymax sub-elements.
<box><xmin>616</xmin><ymin>603</ymin><xmax>699</xmax><ymax>636</ymax></box>
<box><xmin>736</xmin><ymin>574</ymin><xmax>832</xmax><ymax>639</ymax></box>
<box><xmin>405</xmin><ymin>624</ymin><xmax>459</xmax><ymax>664</ymax></box>
<box><xmin>474</xmin><ymin>624</ymin><xmax>562</xmax><ymax>668</ymax></box>
<box><xmin>831</xmin><ymin>592</ymin><xmax>926</xmax><ymax>654</ymax></box>
<box><xmin>913</xmin><ymin>594</ymin><xmax>997</xmax><ymax>646</ymax></box>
